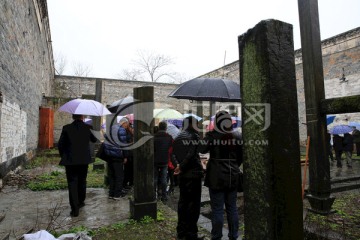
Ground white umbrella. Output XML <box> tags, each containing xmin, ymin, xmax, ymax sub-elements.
<box><xmin>154</xmin><ymin>108</ymin><xmax>183</xmax><ymax>119</ymax></box>
<box><xmin>58</xmin><ymin>99</ymin><xmax>111</xmax><ymax>116</ymax></box>
<box><xmin>166</xmin><ymin>123</ymin><xmax>180</xmax><ymax>139</ymax></box>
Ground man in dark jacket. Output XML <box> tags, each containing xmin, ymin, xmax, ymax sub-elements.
<box><xmin>58</xmin><ymin>114</ymin><xmax>97</xmax><ymax>217</ymax></box>
<box><xmin>154</xmin><ymin>121</ymin><xmax>173</xmax><ymax>202</ymax></box>
<box><xmin>173</xmin><ymin>116</ymin><xmax>204</xmax><ymax>240</ymax></box>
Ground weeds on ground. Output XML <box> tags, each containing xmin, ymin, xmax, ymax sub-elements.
<box><xmin>25</xmin><ymin>149</ymin><xmax>60</xmax><ymax>169</ymax></box>
<box><xmin>27</xmin><ymin>166</ymin><xmax>105</xmax><ymax>191</ymax></box>
<box><xmin>304</xmin><ymin>192</ymin><xmax>360</xmax><ymax>239</ymax></box>
<box><xmin>51</xmin><ymin>207</ymin><xmax>181</xmax><ymax>240</ymax></box>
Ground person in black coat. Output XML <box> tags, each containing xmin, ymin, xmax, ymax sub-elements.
<box><xmin>332</xmin><ymin>134</ymin><xmax>344</xmax><ymax>168</ymax></box>
<box><xmin>173</xmin><ymin>116</ymin><xmax>204</xmax><ymax>240</ymax></box>
<box><xmin>154</xmin><ymin>121</ymin><xmax>173</xmax><ymax>202</ymax></box>
<box><xmin>58</xmin><ymin>114</ymin><xmax>97</xmax><ymax>217</ymax></box>
<box><xmin>199</xmin><ymin>111</ymin><xmax>243</xmax><ymax>240</ymax></box>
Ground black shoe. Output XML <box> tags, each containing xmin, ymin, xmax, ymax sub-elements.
<box><xmin>70</xmin><ymin>210</ymin><xmax>79</xmax><ymax>217</ymax></box>
<box><xmin>78</xmin><ymin>202</ymin><xmax>85</xmax><ymax>209</ymax></box>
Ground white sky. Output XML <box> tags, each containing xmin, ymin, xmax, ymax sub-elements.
<box><xmin>47</xmin><ymin>0</ymin><xmax>360</xmax><ymax>81</ymax></box>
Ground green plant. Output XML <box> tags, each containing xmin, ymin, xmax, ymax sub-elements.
<box><xmin>27</xmin><ymin>167</ymin><xmax>105</xmax><ymax>191</ymax></box>
<box><xmin>157</xmin><ymin>210</ymin><xmax>165</xmax><ymax>221</ymax></box>
<box><xmin>140</xmin><ymin>215</ymin><xmax>155</xmax><ymax>224</ymax></box>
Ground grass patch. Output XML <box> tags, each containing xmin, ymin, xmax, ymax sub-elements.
<box><xmin>25</xmin><ymin>149</ymin><xmax>60</xmax><ymax>169</ymax></box>
<box><xmin>51</xmin><ymin>206</ymin><xmax>184</xmax><ymax>240</ymax></box>
<box><xmin>304</xmin><ymin>192</ymin><xmax>360</xmax><ymax>239</ymax></box>
<box><xmin>27</xmin><ymin>164</ymin><xmax>105</xmax><ymax>191</ymax></box>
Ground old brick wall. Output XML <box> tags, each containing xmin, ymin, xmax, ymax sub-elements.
<box><xmin>295</xmin><ymin>27</ymin><xmax>360</xmax><ymax>143</ymax></box>
<box><xmin>201</xmin><ymin>27</ymin><xmax>360</xmax><ymax>144</ymax></box>
<box><xmin>0</xmin><ymin>0</ymin><xmax>54</xmax><ymax>178</ymax></box>
<box><xmin>52</xmin><ymin>76</ymin><xmax>186</xmax><ymax>142</ymax></box>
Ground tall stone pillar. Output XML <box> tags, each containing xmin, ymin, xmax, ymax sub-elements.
<box><xmin>93</xmin><ymin>79</ymin><xmax>102</xmax><ymax>132</ymax></box>
<box><xmin>238</xmin><ymin>20</ymin><xmax>303</xmax><ymax>239</ymax></box>
<box><xmin>130</xmin><ymin>86</ymin><xmax>156</xmax><ymax>220</ymax></box>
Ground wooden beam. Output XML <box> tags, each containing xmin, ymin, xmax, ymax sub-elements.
<box><xmin>321</xmin><ymin>96</ymin><xmax>360</xmax><ymax>114</ymax></box>
<box><xmin>298</xmin><ymin>0</ymin><xmax>334</xmax><ymax>215</ymax></box>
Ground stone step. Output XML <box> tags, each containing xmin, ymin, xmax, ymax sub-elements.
<box><xmin>331</xmin><ymin>181</ymin><xmax>360</xmax><ymax>193</ymax></box>
<box><xmin>330</xmin><ymin>175</ymin><xmax>360</xmax><ymax>184</ymax></box>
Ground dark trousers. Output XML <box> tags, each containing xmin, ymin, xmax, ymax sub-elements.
<box><xmin>108</xmin><ymin>161</ymin><xmax>124</xmax><ymax>197</ymax></box>
<box><xmin>177</xmin><ymin>176</ymin><xmax>202</xmax><ymax>239</ymax></box>
<box><xmin>123</xmin><ymin>156</ymin><xmax>134</xmax><ymax>187</ymax></box>
<box><xmin>65</xmin><ymin>165</ymin><xmax>88</xmax><ymax>212</ymax></box>
<box><xmin>154</xmin><ymin>165</ymin><xmax>168</xmax><ymax>200</ymax></box>
<box><xmin>356</xmin><ymin>142</ymin><xmax>360</xmax><ymax>156</ymax></box>
<box><xmin>209</xmin><ymin>188</ymin><xmax>239</xmax><ymax>240</ymax></box>
<box><xmin>335</xmin><ymin>150</ymin><xmax>343</xmax><ymax>167</ymax></box>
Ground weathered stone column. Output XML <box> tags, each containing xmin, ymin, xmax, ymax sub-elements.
<box><xmin>130</xmin><ymin>86</ymin><xmax>156</xmax><ymax>220</ymax></box>
<box><xmin>298</xmin><ymin>0</ymin><xmax>334</xmax><ymax>214</ymax></box>
<box><xmin>238</xmin><ymin>20</ymin><xmax>303</xmax><ymax>239</ymax></box>
<box><xmin>93</xmin><ymin>79</ymin><xmax>102</xmax><ymax>132</ymax></box>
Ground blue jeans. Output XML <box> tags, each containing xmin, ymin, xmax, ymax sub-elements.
<box><xmin>154</xmin><ymin>166</ymin><xmax>168</xmax><ymax>200</ymax></box>
<box><xmin>209</xmin><ymin>188</ymin><xmax>239</xmax><ymax>240</ymax></box>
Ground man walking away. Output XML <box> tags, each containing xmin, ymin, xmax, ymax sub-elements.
<box><xmin>58</xmin><ymin>114</ymin><xmax>97</xmax><ymax>217</ymax></box>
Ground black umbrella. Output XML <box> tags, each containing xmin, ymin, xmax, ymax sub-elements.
<box><xmin>168</xmin><ymin>78</ymin><xmax>241</xmax><ymax>102</ymax></box>
<box><xmin>107</xmin><ymin>95</ymin><xmax>134</xmax><ymax>114</ymax></box>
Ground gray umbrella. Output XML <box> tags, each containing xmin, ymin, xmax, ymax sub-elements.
<box><xmin>107</xmin><ymin>95</ymin><xmax>134</xmax><ymax>114</ymax></box>
<box><xmin>168</xmin><ymin>78</ymin><xmax>241</xmax><ymax>102</ymax></box>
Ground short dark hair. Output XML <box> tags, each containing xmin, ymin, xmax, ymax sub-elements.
<box><xmin>159</xmin><ymin>121</ymin><xmax>167</xmax><ymax>131</ymax></box>
<box><xmin>72</xmin><ymin>114</ymin><xmax>83</xmax><ymax>120</ymax></box>
<box><xmin>182</xmin><ymin>116</ymin><xmax>198</xmax><ymax>130</ymax></box>
<box><xmin>214</xmin><ymin>111</ymin><xmax>232</xmax><ymax>132</ymax></box>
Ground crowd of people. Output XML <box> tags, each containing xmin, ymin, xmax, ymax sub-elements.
<box><xmin>58</xmin><ymin>111</ymin><xmax>243</xmax><ymax>240</ymax></box>
<box><xmin>329</xmin><ymin>127</ymin><xmax>360</xmax><ymax>168</ymax></box>
<box><xmin>57</xmin><ymin>111</ymin><xmax>360</xmax><ymax>239</ymax></box>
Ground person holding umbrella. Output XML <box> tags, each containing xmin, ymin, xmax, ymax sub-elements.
<box><xmin>199</xmin><ymin>111</ymin><xmax>242</xmax><ymax>240</ymax></box>
<box><xmin>58</xmin><ymin>114</ymin><xmax>97</xmax><ymax>217</ymax></box>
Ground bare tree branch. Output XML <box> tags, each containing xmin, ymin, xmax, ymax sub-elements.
<box><xmin>54</xmin><ymin>52</ymin><xmax>67</xmax><ymax>75</ymax></box>
<box><xmin>132</xmin><ymin>50</ymin><xmax>175</xmax><ymax>82</ymax></box>
<box><xmin>116</xmin><ymin>68</ymin><xmax>144</xmax><ymax>81</ymax></box>
<box><xmin>72</xmin><ymin>61</ymin><xmax>92</xmax><ymax>77</ymax></box>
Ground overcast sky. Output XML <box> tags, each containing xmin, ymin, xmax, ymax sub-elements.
<box><xmin>47</xmin><ymin>0</ymin><xmax>360</xmax><ymax>81</ymax></box>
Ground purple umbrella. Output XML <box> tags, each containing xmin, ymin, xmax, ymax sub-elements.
<box><xmin>58</xmin><ymin>99</ymin><xmax>111</xmax><ymax>116</ymax></box>
<box><xmin>329</xmin><ymin>125</ymin><xmax>353</xmax><ymax>135</ymax></box>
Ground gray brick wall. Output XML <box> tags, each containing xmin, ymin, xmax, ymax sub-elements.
<box><xmin>0</xmin><ymin>0</ymin><xmax>54</xmax><ymax>177</ymax></box>
<box><xmin>52</xmin><ymin>76</ymin><xmax>187</xmax><ymax>142</ymax></box>
<box><xmin>201</xmin><ymin>27</ymin><xmax>360</xmax><ymax>144</ymax></box>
